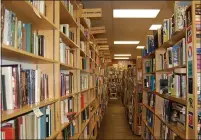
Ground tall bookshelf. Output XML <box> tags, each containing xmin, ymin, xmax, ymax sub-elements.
<box><xmin>133</xmin><ymin>56</ymin><xmax>143</xmax><ymax>135</ymax></box>
<box><xmin>1</xmin><ymin>1</ymin><xmax>107</xmax><ymax>139</ymax></box>
<box><xmin>141</xmin><ymin>1</ymin><xmax>200</xmax><ymax>140</ymax></box>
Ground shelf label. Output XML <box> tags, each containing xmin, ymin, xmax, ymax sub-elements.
<box><xmin>81</xmin><ymin>8</ymin><xmax>102</xmax><ymax>18</ymax></box>
<box><xmin>33</xmin><ymin>107</ymin><xmax>43</xmax><ymax>117</ymax></box>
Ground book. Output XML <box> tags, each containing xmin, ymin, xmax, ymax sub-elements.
<box><xmin>1</xmin><ymin>105</ymin><xmax>52</xmax><ymax>139</ymax></box>
<box><xmin>163</xmin><ymin>19</ymin><xmax>170</xmax><ymax>42</ymax></box>
<box><xmin>2</xmin><ymin>8</ymin><xmax>46</xmax><ymax>56</ymax></box>
<box><xmin>174</xmin><ymin>1</ymin><xmax>190</xmax><ymax>31</ymax></box>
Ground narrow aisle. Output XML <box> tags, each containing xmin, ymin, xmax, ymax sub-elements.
<box><xmin>97</xmin><ymin>99</ymin><xmax>140</xmax><ymax>139</ymax></box>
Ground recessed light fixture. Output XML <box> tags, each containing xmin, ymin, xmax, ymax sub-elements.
<box><xmin>114</xmin><ymin>54</ymin><xmax>131</xmax><ymax>56</ymax></box>
<box><xmin>136</xmin><ymin>46</ymin><xmax>145</xmax><ymax>49</ymax></box>
<box><xmin>114</xmin><ymin>57</ymin><xmax>129</xmax><ymax>59</ymax></box>
<box><xmin>114</xmin><ymin>41</ymin><xmax>140</xmax><ymax>44</ymax></box>
<box><xmin>149</xmin><ymin>24</ymin><xmax>162</xmax><ymax>30</ymax></box>
<box><xmin>113</xmin><ymin>9</ymin><xmax>160</xmax><ymax>18</ymax></box>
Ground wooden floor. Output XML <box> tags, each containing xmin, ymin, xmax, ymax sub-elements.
<box><xmin>97</xmin><ymin>98</ymin><xmax>141</xmax><ymax>139</ymax></box>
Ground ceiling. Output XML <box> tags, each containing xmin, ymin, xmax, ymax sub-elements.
<box><xmin>83</xmin><ymin>1</ymin><xmax>175</xmax><ymax>59</ymax></box>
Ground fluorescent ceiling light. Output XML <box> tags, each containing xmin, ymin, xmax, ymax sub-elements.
<box><xmin>137</xmin><ymin>46</ymin><xmax>145</xmax><ymax>49</ymax></box>
<box><xmin>149</xmin><ymin>24</ymin><xmax>162</xmax><ymax>30</ymax></box>
<box><xmin>114</xmin><ymin>57</ymin><xmax>129</xmax><ymax>59</ymax></box>
<box><xmin>113</xmin><ymin>9</ymin><xmax>160</xmax><ymax>18</ymax></box>
<box><xmin>114</xmin><ymin>41</ymin><xmax>140</xmax><ymax>44</ymax></box>
<box><xmin>114</xmin><ymin>54</ymin><xmax>131</xmax><ymax>56</ymax></box>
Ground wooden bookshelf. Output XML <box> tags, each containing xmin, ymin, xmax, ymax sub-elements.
<box><xmin>142</xmin><ymin>119</ymin><xmax>154</xmax><ymax>135</ymax></box>
<box><xmin>1</xmin><ymin>1</ymin><xmax>107</xmax><ymax>139</ymax></box>
<box><xmin>133</xmin><ymin>56</ymin><xmax>143</xmax><ymax>135</ymax></box>
<box><xmin>140</xmin><ymin>1</ymin><xmax>201</xmax><ymax>139</ymax></box>
<box><xmin>60</xmin><ymin>63</ymin><xmax>78</xmax><ymax>70</ymax></box>
<box><xmin>60</xmin><ymin>1</ymin><xmax>78</xmax><ymax>27</ymax></box>
<box><xmin>154</xmin><ymin>91</ymin><xmax>187</xmax><ymax>105</ymax></box>
<box><xmin>1</xmin><ymin>98</ymin><xmax>57</xmax><ymax>122</ymax></box>
<box><xmin>155</xmin><ymin>114</ymin><xmax>186</xmax><ymax>139</ymax></box>
<box><xmin>2</xmin><ymin>1</ymin><xmax>57</xmax><ymax>30</ymax></box>
<box><xmin>157</xmin><ymin>28</ymin><xmax>186</xmax><ymax>50</ymax></box>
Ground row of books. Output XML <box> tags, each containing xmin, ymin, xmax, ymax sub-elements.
<box><xmin>1</xmin><ymin>106</ymin><xmax>52</xmax><ymax>139</ymax></box>
<box><xmin>60</xmin><ymin>98</ymin><xmax>74</xmax><ymax>124</ymax></box>
<box><xmin>159</xmin><ymin>73</ymin><xmax>186</xmax><ymax>98</ymax></box>
<box><xmin>63</xmin><ymin>0</ymin><xmax>74</xmax><ymax>17</ymax></box>
<box><xmin>29</xmin><ymin>0</ymin><xmax>46</xmax><ymax>15</ymax></box>
<box><xmin>2</xmin><ymin>8</ymin><xmax>45</xmax><ymax>56</ymax></box>
<box><xmin>159</xmin><ymin>38</ymin><xmax>186</xmax><ymax>70</ymax></box>
<box><xmin>160</xmin><ymin>123</ymin><xmax>180</xmax><ymax>139</ymax></box>
<box><xmin>144</xmin><ymin>59</ymin><xmax>155</xmax><ymax>73</ymax></box>
<box><xmin>60</xmin><ymin>41</ymin><xmax>74</xmax><ymax>66</ymax></box>
<box><xmin>142</xmin><ymin>2</ymin><xmax>190</xmax><ymax>57</ymax></box>
<box><xmin>60</xmin><ymin>24</ymin><xmax>74</xmax><ymax>42</ymax></box>
<box><xmin>144</xmin><ymin>75</ymin><xmax>155</xmax><ymax>91</ymax></box>
<box><xmin>1</xmin><ymin>65</ymin><xmax>49</xmax><ymax>111</ymax></box>
<box><xmin>60</xmin><ymin>72</ymin><xmax>74</xmax><ymax>96</ymax></box>
<box><xmin>162</xmin><ymin>99</ymin><xmax>186</xmax><ymax>131</ymax></box>
<box><xmin>80</xmin><ymin>75</ymin><xmax>89</xmax><ymax>91</ymax></box>
<box><xmin>80</xmin><ymin>57</ymin><xmax>87</xmax><ymax>70</ymax></box>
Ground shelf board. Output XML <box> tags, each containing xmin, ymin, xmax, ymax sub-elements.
<box><xmin>80</xmin><ymin>69</ymin><xmax>91</xmax><ymax>73</ymax></box>
<box><xmin>60</xmin><ymin>2</ymin><xmax>78</xmax><ymax>27</ymax></box>
<box><xmin>155</xmin><ymin>114</ymin><xmax>186</xmax><ymax>139</ymax></box>
<box><xmin>80</xmin><ymin>29</ymin><xmax>89</xmax><ymax>41</ymax></box>
<box><xmin>143</xmin><ymin>87</ymin><xmax>187</xmax><ymax>105</ymax></box>
<box><xmin>46</xmin><ymin>131</ymin><xmax>60</xmax><ymax>140</ymax></box>
<box><xmin>81</xmin><ymin>119</ymin><xmax>90</xmax><ymax>132</ymax></box>
<box><xmin>3</xmin><ymin>1</ymin><xmax>56</xmax><ymax>30</ymax></box>
<box><xmin>143</xmin><ymin>104</ymin><xmax>155</xmax><ymax>113</ymax></box>
<box><xmin>80</xmin><ymin>18</ymin><xmax>90</xmax><ymax>29</ymax></box>
<box><xmin>80</xmin><ymin>49</ymin><xmax>87</xmax><ymax>57</ymax></box>
<box><xmin>2</xmin><ymin>44</ymin><xmax>56</xmax><ymax>64</ymax></box>
<box><xmin>60</xmin><ymin>94</ymin><xmax>73</xmax><ymax>101</ymax></box>
<box><xmin>156</xmin><ymin>65</ymin><xmax>186</xmax><ymax>73</ymax></box>
<box><xmin>60</xmin><ymin>63</ymin><xmax>78</xmax><ymax>70</ymax></box>
<box><xmin>143</xmin><ymin>72</ymin><xmax>155</xmax><ymax>75</ymax></box>
<box><xmin>61</xmin><ymin>122</ymin><xmax>71</xmax><ymax>131</ymax></box>
<box><xmin>142</xmin><ymin>119</ymin><xmax>154</xmax><ymax>136</ymax></box>
<box><xmin>60</xmin><ymin>32</ymin><xmax>79</xmax><ymax>48</ymax></box>
<box><xmin>2</xmin><ymin>98</ymin><xmax>57</xmax><ymax>122</ymax></box>
<box><xmin>69</xmin><ymin>133</ymin><xmax>80</xmax><ymax>140</ymax></box>
<box><xmin>142</xmin><ymin>51</ymin><xmax>155</xmax><ymax>59</ymax></box>
<box><xmin>80</xmin><ymin>98</ymin><xmax>96</xmax><ymax>112</ymax></box>
<box><xmin>157</xmin><ymin>29</ymin><xmax>186</xmax><ymax>50</ymax></box>
<box><xmin>71</xmin><ymin>1</ymin><xmax>80</xmax><ymax>10</ymax></box>
<box><xmin>81</xmin><ymin>88</ymin><xmax>90</xmax><ymax>93</ymax></box>
<box><xmin>154</xmin><ymin>91</ymin><xmax>187</xmax><ymax>105</ymax></box>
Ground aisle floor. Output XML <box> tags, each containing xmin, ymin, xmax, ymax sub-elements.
<box><xmin>97</xmin><ymin>98</ymin><xmax>141</xmax><ymax>139</ymax></box>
